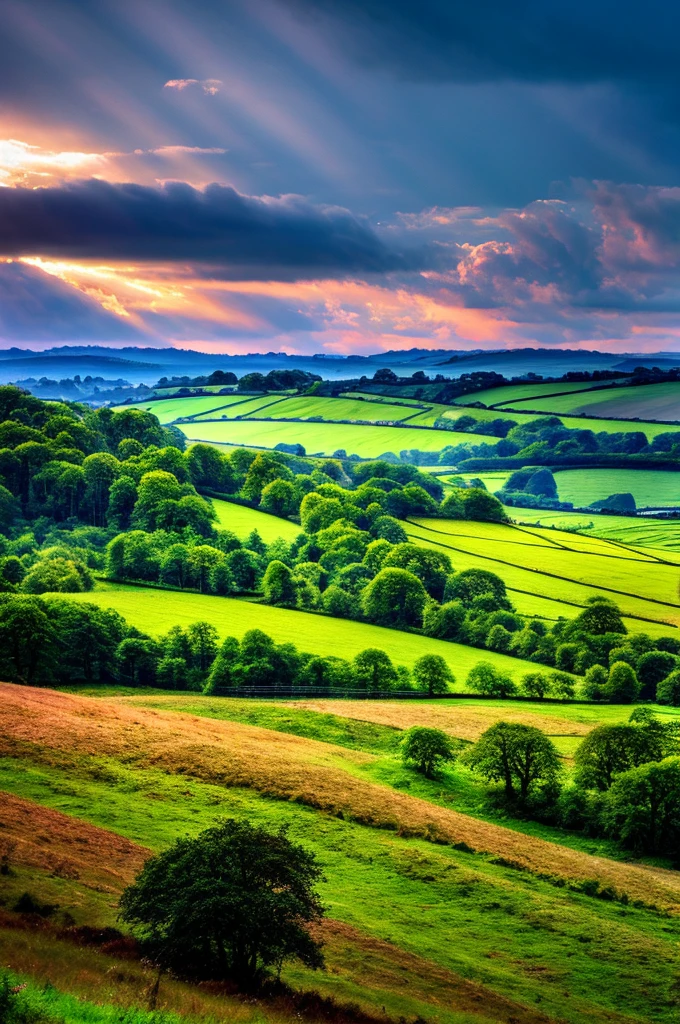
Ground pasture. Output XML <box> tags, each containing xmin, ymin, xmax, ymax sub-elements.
<box><xmin>553</xmin><ymin>468</ymin><xmax>680</xmax><ymax>508</ymax></box>
<box><xmin>407</xmin><ymin>516</ymin><xmax>680</xmax><ymax>633</ymax></box>
<box><xmin>2</xmin><ymin>683</ymin><xmax>680</xmax><ymax>1024</ymax></box>
<box><xmin>212</xmin><ymin>497</ymin><xmax>302</xmax><ymax>542</ymax></box>
<box><xmin>452</xmin><ymin>380</ymin><xmax>610</xmax><ymax>407</ymax></box>
<box><xmin>501</xmin><ymin>381</ymin><xmax>680</xmax><ymax>422</ymax></box>
<box><xmin>179</xmin><ymin>417</ymin><xmax>495</xmax><ymax>458</ymax></box>
<box><xmin>512</xmin><ymin>507</ymin><xmax>680</xmax><ymax>551</ymax></box>
<box><xmin>56</xmin><ymin>581</ymin><xmax>545</xmax><ymax>682</ymax></box>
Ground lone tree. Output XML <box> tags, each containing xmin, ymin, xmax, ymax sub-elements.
<box><xmin>463</xmin><ymin>722</ymin><xmax>562</xmax><ymax>800</ymax></box>
<box><xmin>401</xmin><ymin>726</ymin><xmax>457</xmax><ymax>778</ymax></box>
<box><xmin>413</xmin><ymin>654</ymin><xmax>454</xmax><ymax>695</ymax></box>
<box><xmin>119</xmin><ymin>819</ymin><xmax>324</xmax><ymax>988</ymax></box>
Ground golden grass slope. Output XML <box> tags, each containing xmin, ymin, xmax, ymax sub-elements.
<box><xmin>2</xmin><ymin>683</ymin><xmax>679</xmax><ymax>913</ymax></box>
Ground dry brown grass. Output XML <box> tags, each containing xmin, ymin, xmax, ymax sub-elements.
<box><xmin>0</xmin><ymin>791</ymin><xmax>149</xmax><ymax>892</ymax></box>
<box><xmin>287</xmin><ymin>700</ymin><xmax>592</xmax><ymax>741</ymax></box>
<box><xmin>2</xmin><ymin>683</ymin><xmax>680</xmax><ymax>913</ymax></box>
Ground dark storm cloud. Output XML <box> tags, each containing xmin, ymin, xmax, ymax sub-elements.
<box><xmin>0</xmin><ymin>179</ymin><xmax>423</xmax><ymax>278</ymax></box>
<box><xmin>283</xmin><ymin>0</ymin><xmax>680</xmax><ymax>87</ymax></box>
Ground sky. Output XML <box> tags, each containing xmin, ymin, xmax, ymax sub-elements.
<box><xmin>3</xmin><ymin>0</ymin><xmax>680</xmax><ymax>356</ymax></box>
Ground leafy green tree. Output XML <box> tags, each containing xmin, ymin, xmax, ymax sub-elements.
<box><xmin>604</xmin><ymin>757</ymin><xmax>680</xmax><ymax>855</ymax></box>
<box><xmin>520</xmin><ymin>671</ymin><xmax>551</xmax><ymax>700</ymax></box>
<box><xmin>321</xmin><ymin>584</ymin><xmax>354</xmax><ymax>618</ymax></box>
<box><xmin>636</xmin><ymin>651</ymin><xmax>679</xmax><ymax>700</ymax></box>
<box><xmin>657</xmin><ymin>669</ymin><xmax>680</xmax><ymax>706</ymax></box>
<box><xmin>187</xmin><ymin>444</ymin><xmax>235</xmax><ymax>492</ymax></box>
<box><xmin>466</xmin><ymin>661</ymin><xmax>517</xmax><ymax>698</ymax></box>
<box><xmin>445</xmin><ymin>569</ymin><xmax>507</xmax><ymax>606</ymax></box>
<box><xmin>106</xmin><ymin>476</ymin><xmax>138</xmax><ymax>530</ymax></box>
<box><xmin>204</xmin><ymin>636</ymin><xmax>241</xmax><ymax>693</ymax></box>
<box><xmin>583</xmin><ymin>663</ymin><xmax>608</xmax><ymax>700</ymax></box>
<box><xmin>572</xmin><ymin>720</ymin><xmax>664</xmax><ymax>791</ymax></box>
<box><xmin>115</xmin><ymin>636</ymin><xmax>159</xmax><ymax>686</ymax></box>
<box><xmin>353</xmin><ymin>648</ymin><xmax>398</xmax><ymax>691</ymax></box>
<box><xmin>82</xmin><ymin>452</ymin><xmax>120</xmax><ymax>526</ymax></box>
<box><xmin>260</xmin><ymin>479</ymin><xmax>298</xmax><ymax>517</ymax></box>
<box><xmin>485</xmin><ymin>623</ymin><xmax>512</xmax><ymax>653</ymax></box>
<box><xmin>119</xmin><ymin>819</ymin><xmax>325</xmax><ymax>987</ymax></box>
<box><xmin>157</xmin><ymin>656</ymin><xmax>190</xmax><ymax>690</ymax></box>
<box><xmin>572</xmin><ymin>597</ymin><xmax>626</xmax><ymax>636</ymax></box>
<box><xmin>550</xmin><ymin>671</ymin><xmax>576</xmax><ymax>699</ymax></box>
<box><xmin>401</xmin><ymin>727</ymin><xmax>457</xmax><ymax>777</ymax></box>
<box><xmin>300</xmin><ymin>655</ymin><xmax>353</xmax><ymax>689</ymax></box>
<box><xmin>461</xmin><ymin>488</ymin><xmax>508</xmax><ymax>523</ymax></box>
<box><xmin>187</xmin><ymin>621</ymin><xmax>219</xmax><ymax>674</ymax></box>
<box><xmin>413</xmin><ymin>654</ymin><xmax>454</xmax><ymax>695</ymax></box>
<box><xmin>225</xmin><ymin>548</ymin><xmax>261</xmax><ymax>590</ymax></box>
<box><xmin>382</xmin><ymin>543</ymin><xmax>452</xmax><ymax>600</ymax></box>
<box><xmin>0</xmin><ymin>483</ymin><xmax>20</xmax><ymax>531</ymax></box>
<box><xmin>422</xmin><ymin>599</ymin><xmax>466</xmax><ymax>641</ymax></box>
<box><xmin>262</xmin><ymin>560</ymin><xmax>297</xmax><ymax>606</ymax></box>
<box><xmin>607</xmin><ymin>661</ymin><xmax>640</xmax><ymax>703</ymax></box>
<box><xmin>464</xmin><ymin>722</ymin><xmax>562</xmax><ymax>800</ymax></box>
<box><xmin>188</xmin><ymin>545</ymin><xmax>224</xmax><ymax>593</ymax></box>
<box><xmin>160</xmin><ymin>543</ymin><xmax>191</xmax><ymax>589</ymax></box>
<box><xmin>370</xmin><ymin>515</ymin><xmax>407</xmax><ymax>543</ymax></box>
<box><xmin>0</xmin><ymin>598</ymin><xmax>57</xmax><ymax>684</ymax></box>
<box><xmin>243</xmin><ymin>453</ymin><xmax>293</xmax><ymax>502</ymax></box>
<box><xmin>132</xmin><ymin>471</ymin><xmax>183</xmax><ymax>530</ymax></box>
<box><xmin>210</xmin><ymin>560</ymin><xmax>234</xmax><ymax>596</ymax></box>
<box><xmin>361</xmin><ymin>567</ymin><xmax>427</xmax><ymax>628</ymax></box>
<box><xmin>439</xmin><ymin>491</ymin><xmax>465</xmax><ymax>518</ymax></box>
<box><xmin>21</xmin><ymin>557</ymin><xmax>91</xmax><ymax>594</ymax></box>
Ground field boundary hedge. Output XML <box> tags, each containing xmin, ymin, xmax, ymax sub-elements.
<box><xmin>207</xmin><ymin>685</ymin><xmax>598</xmax><ymax>702</ymax></box>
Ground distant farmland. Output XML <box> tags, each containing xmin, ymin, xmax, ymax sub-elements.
<box><xmin>553</xmin><ymin>468</ymin><xmax>680</xmax><ymax>508</ymax></box>
<box><xmin>498</xmin><ymin>381</ymin><xmax>680</xmax><ymax>422</ymax></box>
<box><xmin>512</xmin><ymin>507</ymin><xmax>680</xmax><ymax>551</ymax></box>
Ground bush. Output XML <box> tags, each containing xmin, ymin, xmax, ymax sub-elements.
<box><xmin>657</xmin><ymin>669</ymin><xmax>680</xmax><ymax>706</ymax></box>
<box><xmin>603</xmin><ymin>757</ymin><xmax>680</xmax><ymax>855</ymax></box>
<box><xmin>401</xmin><ymin>727</ymin><xmax>457</xmax><ymax>777</ymax></box>
<box><xmin>361</xmin><ymin>567</ymin><xmax>428</xmax><ymax>628</ymax></box>
<box><xmin>607</xmin><ymin>661</ymin><xmax>640</xmax><ymax>704</ymax></box>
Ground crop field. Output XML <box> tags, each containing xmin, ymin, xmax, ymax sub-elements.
<box><xmin>2</xmin><ymin>682</ymin><xmax>680</xmax><ymax>1024</ymax></box>
<box><xmin>553</xmin><ymin>468</ymin><xmax>680</xmax><ymax>508</ymax></box>
<box><xmin>512</xmin><ymin>507</ymin><xmax>680</xmax><ymax>551</ymax></box>
<box><xmin>497</xmin><ymin>381</ymin><xmax>680</xmax><ymax>422</ymax></box>
<box><xmin>179</xmin><ymin>417</ymin><xmax>495</xmax><ymax>457</ymax></box>
<box><xmin>452</xmin><ymin>381</ymin><xmax>619</xmax><ymax>407</ymax></box>
<box><xmin>56</xmin><ymin>582</ymin><xmax>544</xmax><ymax>683</ymax></box>
<box><xmin>407</xmin><ymin>517</ymin><xmax>680</xmax><ymax>633</ymax></box>
<box><xmin>212</xmin><ymin>497</ymin><xmax>303</xmax><ymax>542</ymax></box>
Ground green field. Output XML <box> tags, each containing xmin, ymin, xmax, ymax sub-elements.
<box><xmin>512</xmin><ymin>507</ymin><xmax>680</xmax><ymax>551</ymax></box>
<box><xmin>117</xmin><ymin>393</ymin><xmax>259</xmax><ymax>423</ymax></box>
<box><xmin>554</xmin><ymin>468</ymin><xmax>680</xmax><ymax>508</ymax></box>
<box><xmin>3</xmin><ymin>681</ymin><xmax>680</xmax><ymax>1024</ymax></box>
<box><xmin>498</xmin><ymin>381</ymin><xmax>680</xmax><ymax>422</ymax></box>
<box><xmin>180</xmin><ymin>418</ymin><xmax>496</xmax><ymax>457</ymax></box>
<box><xmin>407</xmin><ymin>517</ymin><xmax>680</xmax><ymax>634</ymax></box>
<box><xmin>212</xmin><ymin>497</ymin><xmax>302</xmax><ymax>543</ymax></box>
<box><xmin>57</xmin><ymin>581</ymin><xmax>550</xmax><ymax>683</ymax></box>
<box><xmin>453</xmin><ymin>381</ymin><xmax>610</xmax><ymax>407</ymax></box>
<box><xmin>202</xmin><ymin>395</ymin><xmax>426</xmax><ymax>423</ymax></box>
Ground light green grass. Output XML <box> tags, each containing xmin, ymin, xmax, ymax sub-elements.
<box><xmin>452</xmin><ymin>381</ymin><xmax>611</xmax><ymax>406</ymax></box>
<box><xmin>179</xmin><ymin>418</ymin><xmax>499</xmax><ymax>458</ymax></box>
<box><xmin>408</xmin><ymin>517</ymin><xmax>680</xmax><ymax>633</ymax></box>
<box><xmin>440</xmin><ymin>402</ymin><xmax>680</xmax><ymax>440</ymax></box>
<box><xmin>212</xmin><ymin>497</ymin><xmax>302</xmax><ymax>543</ymax></box>
<box><xmin>115</xmin><ymin>394</ymin><xmax>255</xmax><ymax>423</ymax></box>
<box><xmin>553</xmin><ymin>468</ymin><xmax>680</xmax><ymax>508</ymax></box>
<box><xmin>216</xmin><ymin>395</ymin><xmax>424</xmax><ymax>423</ymax></box>
<box><xmin>512</xmin><ymin>507</ymin><xmax>680</xmax><ymax>551</ymax></box>
<box><xmin>3</xmin><ymin>745</ymin><xmax>680</xmax><ymax>1023</ymax></box>
<box><xmin>503</xmin><ymin>381</ymin><xmax>680</xmax><ymax>422</ymax></box>
<box><xmin>55</xmin><ymin>582</ymin><xmax>547</xmax><ymax>683</ymax></box>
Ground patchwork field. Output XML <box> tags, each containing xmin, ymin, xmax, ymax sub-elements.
<box><xmin>407</xmin><ymin>517</ymin><xmax>680</xmax><ymax>633</ymax></box>
<box><xmin>553</xmin><ymin>468</ymin><xmax>680</xmax><ymax>508</ymax></box>
<box><xmin>57</xmin><ymin>581</ymin><xmax>546</xmax><ymax>682</ymax></box>
<box><xmin>497</xmin><ymin>382</ymin><xmax>680</xmax><ymax>422</ymax></box>
<box><xmin>451</xmin><ymin>381</ymin><xmax>616</xmax><ymax>407</ymax></box>
<box><xmin>512</xmin><ymin>507</ymin><xmax>680</xmax><ymax>551</ymax></box>
<box><xmin>180</xmin><ymin>418</ymin><xmax>494</xmax><ymax>457</ymax></box>
<box><xmin>2</xmin><ymin>682</ymin><xmax>680</xmax><ymax>1024</ymax></box>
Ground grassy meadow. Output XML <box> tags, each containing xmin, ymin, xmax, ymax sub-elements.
<box><xmin>212</xmin><ymin>496</ymin><xmax>303</xmax><ymax>542</ymax></box>
<box><xmin>498</xmin><ymin>381</ymin><xmax>680</xmax><ymax>422</ymax></box>
<box><xmin>553</xmin><ymin>468</ymin><xmax>680</xmax><ymax>508</ymax></box>
<box><xmin>406</xmin><ymin>516</ymin><xmax>680</xmax><ymax>632</ymax></box>
<box><xmin>512</xmin><ymin>507</ymin><xmax>680</xmax><ymax>551</ymax></box>
<box><xmin>55</xmin><ymin>581</ymin><xmax>544</xmax><ymax>683</ymax></box>
<box><xmin>2</xmin><ymin>682</ymin><xmax>680</xmax><ymax>1024</ymax></box>
<box><xmin>452</xmin><ymin>381</ymin><xmax>616</xmax><ymax>406</ymax></box>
